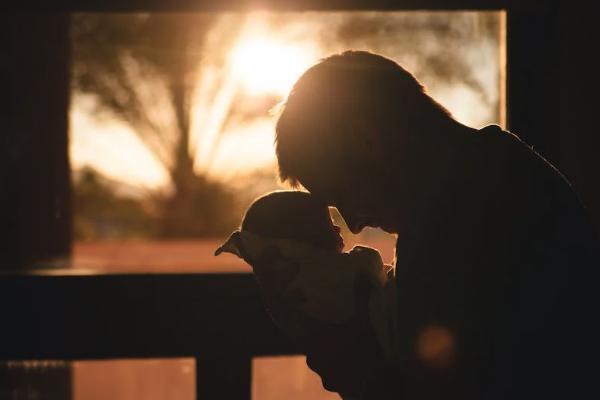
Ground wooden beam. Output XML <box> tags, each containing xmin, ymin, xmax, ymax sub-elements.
<box><xmin>8</xmin><ymin>0</ymin><xmax>547</xmax><ymax>13</ymax></box>
<box><xmin>0</xmin><ymin>273</ymin><xmax>296</xmax><ymax>360</ymax></box>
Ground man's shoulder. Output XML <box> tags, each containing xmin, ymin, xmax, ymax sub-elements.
<box><xmin>478</xmin><ymin>125</ymin><xmax>599</xmax><ymax>262</ymax></box>
<box><xmin>479</xmin><ymin>124</ymin><xmax>588</xmax><ymax>217</ymax></box>
<box><xmin>396</xmin><ymin>125</ymin><xmax>597</xmax><ymax>266</ymax></box>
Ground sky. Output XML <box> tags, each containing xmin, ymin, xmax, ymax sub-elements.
<box><xmin>70</xmin><ymin>11</ymin><xmax>505</xmax><ymax>190</ymax></box>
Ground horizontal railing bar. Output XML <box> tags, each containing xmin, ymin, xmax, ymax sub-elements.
<box><xmin>0</xmin><ymin>273</ymin><xmax>297</xmax><ymax>360</ymax></box>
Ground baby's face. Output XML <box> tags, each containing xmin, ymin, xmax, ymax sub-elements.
<box><xmin>303</xmin><ymin>207</ymin><xmax>345</xmax><ymax>253</ymax></box>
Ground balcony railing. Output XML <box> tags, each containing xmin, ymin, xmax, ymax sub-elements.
<box><xmin>0</xmin><ymin>271</ymin><xmax>296</xmax><ymax>399</ymax></box>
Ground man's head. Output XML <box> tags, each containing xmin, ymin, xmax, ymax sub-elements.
<box><xmin>242</xmin><ymin>191</ymin><xmax>344</xmax><ymax>252</ymax></box>
<box><xmin>275</xmin><ymin>51</ymin><xmax>458</xmax><ymax>233</ymax></box>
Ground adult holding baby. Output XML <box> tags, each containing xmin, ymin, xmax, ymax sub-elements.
<box><xmin>271</xmin><ymin>51</ymin><xmax>599</xmax><ymax>399</ymax></box>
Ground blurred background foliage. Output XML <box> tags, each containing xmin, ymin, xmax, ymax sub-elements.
<box><xmin>71</xmin><ymin>13</ymin><xmax>254</xmax><ymax>239</ymax></box>
<box><xmin>72</xmin><ymin>167</ymin><xmax>158</xmax><ymax>241</ymax></box>
<box><xmin>72</xmin><ymin>167</ymin><xmax>243</xmax><ymax>240</ymax></box>
<box><xmin>69</xmin><ymin>12</ymin><xmax>501</xmax><ymax>241</ymax></box>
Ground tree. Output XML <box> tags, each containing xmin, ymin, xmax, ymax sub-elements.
<box><xmin>73</xmin><ymin>167</ymin><xmax>159</xmax><ymax>240</ymax></box>
<box><xmin>331</xmin><ymin>12</ymin><xmax>502</xmax><ymax>122</ymax></box>
<box><xmin>71</xmin><ymin>13</ymin><xmax>245</xmax><ymax>237</ymax></box>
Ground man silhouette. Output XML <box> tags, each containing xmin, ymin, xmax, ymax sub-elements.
<box><xmin>272</xmin><ymin>51</ymin><xmax>599</xmax><ymax>399</ymax></box>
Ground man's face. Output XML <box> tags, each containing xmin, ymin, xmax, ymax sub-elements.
<box><xmin>300</xmin><ymin>168</ymin><xmax>397</xmax><ymax>235</ymax></box>
<box><xmin>292</xmin><ymin>122</ymin><xmax>407</xmax><ymax>235</ymax></box>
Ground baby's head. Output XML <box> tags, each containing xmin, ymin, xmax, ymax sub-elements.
<box><xmin>242</xmin><ymin>191</ymin><xmax>344</xmax><ymax>252</ymax></box>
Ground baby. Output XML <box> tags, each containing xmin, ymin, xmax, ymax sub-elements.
<box><xmin>215</xmin><ymin>191</ymin><xmax>398</xmax><ymax>363</ymax></box>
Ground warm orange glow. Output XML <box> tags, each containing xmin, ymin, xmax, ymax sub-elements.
<box><xmin>72</xmin><ymin>12</ymin><xmax>505</xmax><ymax>187</ymax></box>
<box><xmin>230</xmin><ymin>37</ymin><xmax>315</xmax><ymax>96</ymax></box>
<box><xmin>416</xmin><ymin>325</ymin><xmax>456</xmax><ymax>368</ymax></box>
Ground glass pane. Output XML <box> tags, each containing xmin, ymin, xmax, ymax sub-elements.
<box><xmin>72</xmin><ymin>358</ymin><xmax>195</xmax><ymax>400</ymax></box>
<box><xmin>70</xmin><ymin>11</ymin><xmax>505</xmax><ymax>273</ymax></box>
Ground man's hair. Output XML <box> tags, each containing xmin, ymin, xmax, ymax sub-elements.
<box><xmin>275</xmin><ymin>50</ymin><xmax>452</xmax><ymax>187</ymax></box>
<box><xmin>241</xmin><ymin>191</ymin><xmax>332</xmax><ymax>248</ymax></box>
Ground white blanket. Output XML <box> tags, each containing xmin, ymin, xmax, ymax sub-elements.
<box><xmin>215</xmin><ymin>230</ymin><xmax>399</xmax><ymax>361</ymax></box>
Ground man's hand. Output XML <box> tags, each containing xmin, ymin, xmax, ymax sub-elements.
<box><xmin>304</xmin><ymin>278</ymin><xmax>386</xmax><ymax>397</ymax></box>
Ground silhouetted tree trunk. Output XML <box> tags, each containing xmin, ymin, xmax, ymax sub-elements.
<box><xmin>161</xmin><ymin>36</ymin><xmax>200</xmax><ymax>237</ymax></box>
<box><xmin>71</xmin><ymin>14</ymin><xmax>244</xmax><ymax>237</ymax></box>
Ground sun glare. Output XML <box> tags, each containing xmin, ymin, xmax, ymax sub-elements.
<box><xmin>230</xmin><ymin>37</ymin><xmax>315</xmax><ymax>96</ymax></box>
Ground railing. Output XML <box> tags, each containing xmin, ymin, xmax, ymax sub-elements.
<box><xmin>0</xmin><ymin>271</ymin><xmax>297</xmax><ymax>399</ymax></box>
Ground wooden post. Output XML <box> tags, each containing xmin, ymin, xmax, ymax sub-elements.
<box><xmin>0</xmin><ymin>13</ymin><xmax>72</xmax><ymax>270</ymax></box>
<box><xmin>196</xmin><ymin>355</ymin><xmax>252</xmax><ymax>400</ymax></box>
<box><xmin>506</xmin><ymin>4</ymin><xmax>560</xmax><ymax>164</ymax></box>
<box><xmin>0</xmin><ymin>12</ymin><xmax>72</xmax><ymax>400</ymax></box>
<box><xmin>557</xmin><ymin>4</ymin><xmax>600</xmax><ymax>229</ymax></box>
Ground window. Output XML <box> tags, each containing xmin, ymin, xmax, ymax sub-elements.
<box><xmin>69</xmin><ymin>11</ymin><xmax>505</xmax><ymax>275</ymax></box>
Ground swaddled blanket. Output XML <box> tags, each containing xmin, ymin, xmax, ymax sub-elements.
<box><xmin>215</xmin><ymin>231</ymin><xmax>399</xmax><ymax>361</ymax></box>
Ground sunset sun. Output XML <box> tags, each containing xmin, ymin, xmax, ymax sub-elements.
<box><xmin>230</xmin><ymin>37</ymin><xmax>315</xmax><ymax>96</ymax></box>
